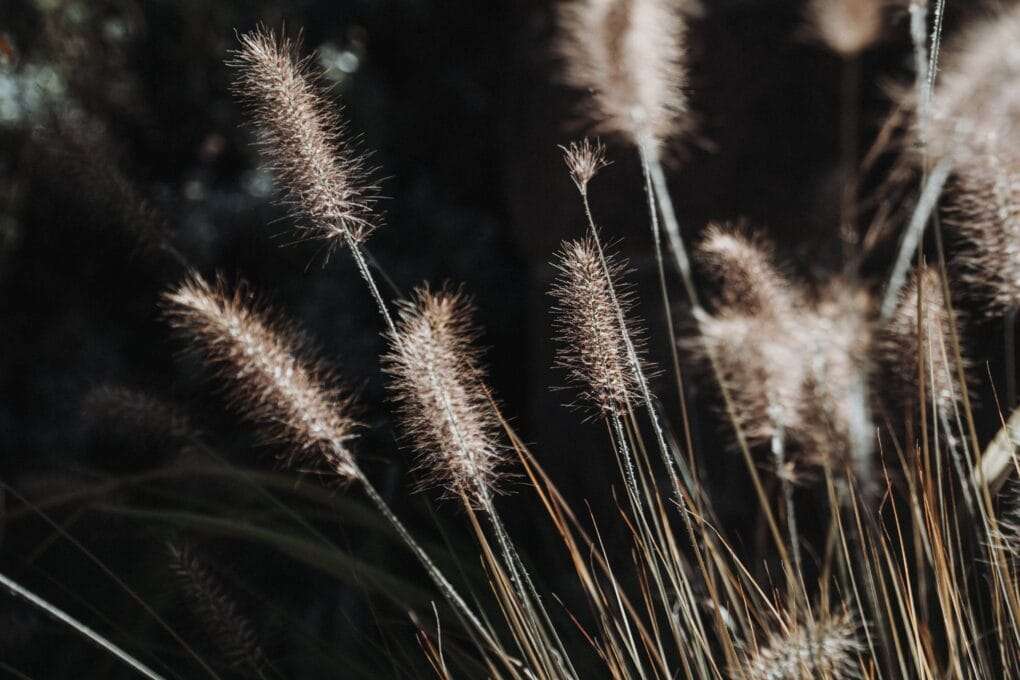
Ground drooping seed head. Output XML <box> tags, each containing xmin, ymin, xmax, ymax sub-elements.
<box><xmin>559</xmin><ymin>0</ymin><xmax>690</xmax><ymax>147</ymax></box>
<box><xmin>230</xmin><ymin>28</ymin><xmax>377</xmax><ymax>250</ymax></box>
<box><xmin>384</xmin><ymin>287</ymin><xmax>505</xmax><ymax>507</ymax></box>
<box><xmin>550</xmin><ymin>236</ymin><xmax>645</xmax><ymax>417</ymax></box>
<box><xmin>164</xmin><ymin>274</ymin><xmax>359</xmax><ymax>479</ymax></box>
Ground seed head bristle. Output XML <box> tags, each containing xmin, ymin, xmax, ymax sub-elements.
<box><xmin>167</xmin><ymin>542</ymin><xmax>268</xmax><ymax>673</ymax></box>
<box><xmin>558</xmin><ymin>0</ymin><xmax>690</xmax><ymax>146</ymax></box>
<box><xmin>549</xmin><ymin>237</ymin><xmax>645</xmax><ymax>418</ymax></box>
<box><xmin>385</xmin><ymin>287</ymin><xmax>505</xmax><ymax>507</ymax></box>
<box><xmin>697</xmin><ymin>224</ymin><xmax>800</xmax><ymax>317</ymax></box>
<box><xmin>929</xmin><ymin>7</ymin><xmax>1020</xmax><ymax>312</ymax></box>
<box><xmin>881</xmin><ymin>266</ymin><xmax>967</xmax><ymax>413</ymax></box>
<box><xmin>807</xmin><ymin>0</ymin><xmax>886</xmax><ymax>56</ymax></box>
<box><xmin>696</xmin><ymin>230</ymin><xmax>873</xmax><ymax>469</ymax></box>
<box><xmin>560</xmin><ymin>138</ymin><xmax>610</xmax><ymax>194</ymax></box>
<box><xmin>229</xmin><ymin>28</ymin><xmax>377</xmax><ymax>249</ymax></box>
<box><xmin>739</xmin><ymin>612</ymin><xmax>864</xmax><ymax>680</ymax></box>
<box><xmin>163</xmin><ymin>274</ymin><xmax>358</xmax><ymax>479</ymax></box>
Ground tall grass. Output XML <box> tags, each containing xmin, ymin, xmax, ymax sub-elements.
<box><xmin>10</xmin><ymin>2</ymin><xmax>1020</xmax><ymax>678</ymax></box>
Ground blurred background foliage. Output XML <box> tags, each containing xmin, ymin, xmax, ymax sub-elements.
<box><xmin>0</xmin><ymin>0</ymin><xmax>1005</xmax><ymax>677</ymax></box>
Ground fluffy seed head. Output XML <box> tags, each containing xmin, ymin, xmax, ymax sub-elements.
<box><xmin>880</xmin><ymin>266</ymin><xmax>967</xmax><ymax>413</ymax></box>
<box><xmin>164</xmin><ymin>274</ymin><xmax>358</xmax><ymax>479</ymax></box>
<box><xmin>807</xmin><ymin>0</ymin><xmax>886</xmax><ymax>56</ymax></box>
<box><xmin>385</xmin><ymin>287</ymin><xmax>505</xmax><ymax>507</ymax></box>
<box><xmin>81</xmin><ymin>386</ymin><xmax>194</xmax><ymax>459</ymax></box>
<box><xmin>695</xmin><ymin>230</ymin><xmax>874</xmax><ymax>470</ymax></box>
<box><xmin>561</xmin><ymin>138</ymin><xmax>610</xmax><ymax>194</ymax></box>
<box><xmin>167</xmin><ymin>543</ymin><xmax>267</xmax><ymax>673</ymax></box>
<box><xmin>558</xmin><ymin>0</ymin><xmax>689</xmax><ymax>146</ymax></box>
<box><xmin>929</xmin><ymin>7</ymin><xmax>1020</xmax><ymax>311</ymax></box>
<box><xmin>550</xmin><ymin>237</ymin><xmax>645</xmax><ymax>417</ymax></box>
<box><xmin>927</xmin><ymin>5</ymin><xmax>1020</xmax><ymax>164</ymax></box>
<box><xmin>739</xmin><ymin>612</ymin><xmax>864</xmax><ymax>680</ymax></box>
<box><xmin>230</xmin><ymin>28</ymin><xmax>377</xmax><ymax>249</ymax></box>
<box><xmin>697</xmin><ymin>225</ymin><xmax>800</xmax><ymax>317</ymax></box>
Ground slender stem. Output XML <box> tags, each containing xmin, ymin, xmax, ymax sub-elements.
<box><xmin>641</xmin><ymin>153</ymin><xmax>698</xmax><ymax>472</ymax></box>
<box><xmin>357</xmin><ymin>473</ymin><xmax>498</xmax><ymax>652</ymax></box>
<box><xmin>909</xmin><ymin>1</ymin><xmax>930</xmax><ymax>143</ymax></box>
<box><xmin>0</xmin><ymin>571</ymin><xmax>167</xmax><ymax>680</ymax></box>
<box><xmin>639</xmin><ymin>143</ymin><xmax>700</xmax><ymax>311</ymax></box>
<box><xmin>637</xmin><ymin>143</ymin><xmax>793</xmax><ymax>572</ymax></box>
<box><xmin>345</xmin><ymin>232</ymin><xmax>398</xmax><ymax>337</ymax></box>
<box><xmin>1007</xmin><ymin>308</ymin><xmax>1017</xmax><ymax>409</ymax></box>
<box><xmin>880</xmin><ymin>158</ymin><xmax>952</xmax><ymax>319</ymax></box>
<box><xmin>578</xmin><ymin>188</ymin><xmax>688</xmax><ymax>502</ymax></box>
<box><xmin>771</xmin><ymin>426</ymin><xmax>805</xmax><ymax>601</ymax></box>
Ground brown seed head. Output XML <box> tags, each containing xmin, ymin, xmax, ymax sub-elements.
<box><xmin>164</xmin><ymin>274</ymin><xmax>358</xmax><ymax>479</ymax></box>
<box><xmin>385</xmin><ymin>287</ymin><xmax>505</xmax><ymax>507</ymax></box>
<box><xmin>230</xmin><ymin>28</ymin><xmax>377</xmax><ymax>249</ymax></box>
<box><xmin>559</xmin><ymin>0</ymin><xmax>689</xmax><ymax>146</ymax></box>
<box><xmin>550</xmin><ymin>237</ymin><xmax>645</xmax><ymax>417</ymax></box>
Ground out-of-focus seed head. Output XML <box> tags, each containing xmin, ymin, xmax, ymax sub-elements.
<box><xmin>558</xmin><ymin>0</ymin><xmax>690</xmax><ymax>147</ymax></box>
<box><xmin>807</xmin><ymin>0</ymin><xmax>887</xmax><ymax>56</ymax></box>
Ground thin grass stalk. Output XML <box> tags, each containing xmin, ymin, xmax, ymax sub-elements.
<box><xmin>355</xmin><ymin>472</ymin><xmax>514</xmax><ymax>670</ymax></box>
<box><xmin>611</xmin><ymin>414</ymin><xmax>716</xmax><ymax>679</ymax></box>
<box><xmin>637</xmin><ymin>143</ymin><xmax>798</xmax><ymax>587</ymax></box>
<box><xmin>576</xmin><ymin>190</ymin><xmax>687</xmax><ymax>502</ymax></box>
<box><xmin>880</xmin><ymin>158</ymin><xmax>952</xmax><ymax>319</ymax></box>
<box><xmin>640</xmin><ymin>150</ymin><xmax>698</xmax><ymax>480</ymax></box>
<box><xmin>0</xmin><ymin>571</ymin><xmax>168</xmax><ymax>680</ymax></box>
<box><xmin>1008</xmin><ymin>308</ymin><xmax>1017</xmax><ymax>409</ymax></box>
<box><xmin>0</xmin><ymin>482</ymin><xmax>224</xmax><ymax>680</ymax></box>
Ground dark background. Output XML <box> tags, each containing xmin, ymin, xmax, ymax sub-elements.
<box><xmin>0</xmin><ymin>1</ymin><xmax>1004</xmax><ymax>677</ymax></box>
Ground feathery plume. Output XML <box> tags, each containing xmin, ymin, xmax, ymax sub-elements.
<box><xmin>695</xmin><ymin>229</ymin><xmax>873</xmax><ymax>470</ymax></box>
<box><xmin>384</xmin><ymin>287</ymin><xmax>505</xmax><ymax>506</ymax></box>
<box><xmin>163</xmin><ymin>274</ymin><xmax>358</xmax><ymax>479</ymax></box>
<box><xmin>81</xmin><ymin>386</ymin><xmax>194</xmax><ymax>459</ymax></box>
<box><xmin>33</xmin><ymin>113</ymin><xmax>182</xmax><ymax>265</ymax></box>
<box><xmin>926</xmin><ymin>6</ymin><xmax>1020</xmax><ymax>311</ymax></box>
<box><xmin>560</xmin><ymin>138</ymin><xmax>609</xmax><ymax>195</ymax></box>
<box><xmin>880</xmin><ymin>266</ymin><xmax>967</xmax><ymax>412</ymax></box>
<box><xmin>558</xmin><ymin>0</ymin><xmax>689</xmax><ymax>146</ymax></box>
<box><xmin>738</xmin><ymin>613</ymin><xmax>864</xmax><ymax>680</ymax></box>
<box><xmin>230</xmin><ymin>28</ymin><xmax>377</xmax><ymax>249</ymax></box>
<box><xmin>549</xmin><ymin>236</ymin><xmax>645</xmax><ymax>417</ymax></box>
<box><xmin>798</xmin><ymin>286</ymin><xmax>874</xmax><ymax>472</ymax></box>
<box><xmin>807</xmin><ymin>0</ymin><xmax>886</xmax><ymax>56</ymax></box>
<box><xmin>696</xmin><ymin>225</ymin><xmax>800</xmax><ymax>317</ymax></box>
<box><xmin>167</xmin><ymin>543</ymin><xmax>267</xmax><ymax>673</ymax></box>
